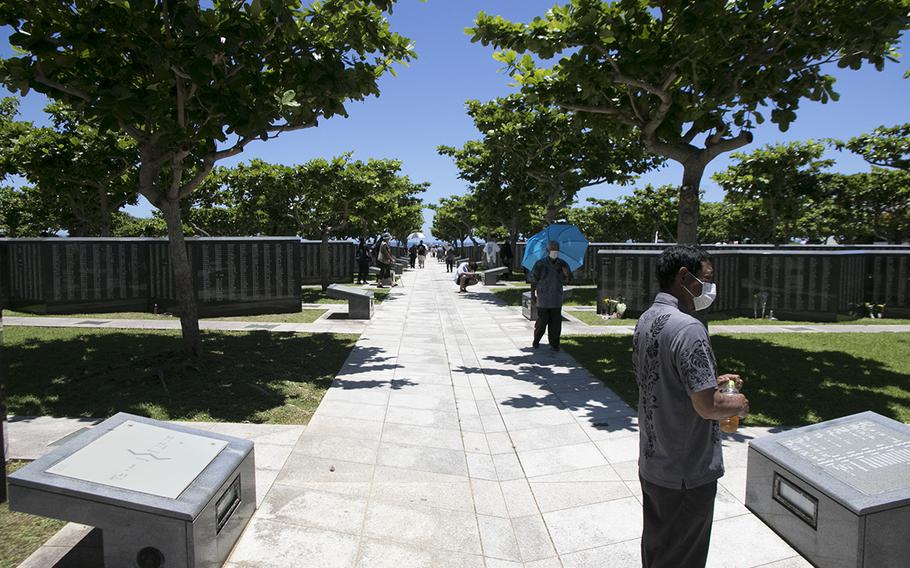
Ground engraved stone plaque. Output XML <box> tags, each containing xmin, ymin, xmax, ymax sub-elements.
<box><xmin>46</xmin><ymin>420</ymin><xmax>227</xmax><ymax>499</ymax></box>
<box><xmin>778</xmin><ymin>420</ymin><xmax>910</xmax><ymax>496</ymax></box>
<box><xmin>747</xmin><ymin>412</ymin><xmax>910</xmax><ymax>568</ymax></box>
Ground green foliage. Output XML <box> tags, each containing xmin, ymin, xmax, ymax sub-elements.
<box><xmin>470</xmin><ymin>0</ymin><xmax>909</xmax><ymax>241</ymax></box>
<box><xmin>190</xmin><ymin>157</ymin><xmax>426</xmax><ymax>240</ymax></box>
<box><xmin>444</xmin><ymin>96</ymin><xmax>658</xmax><ymax>227</ymax></box>
<box><xmin>835</xmin><ymin>123</ymin><xmax>910</xmax><ymax>171</ymax></box>
<box><xmin>0</xmin><ymin>100</ymin><xmax>138</xmax><ymax>236</ymax></box>
<box><xmin>567</xmin><ymin>184</ymin><xmax>678</xmax><ymax>243</ymax></box>
<box><xmin>0</xmin><ymin>185</ymin><xmax>61</xmax><ymax>237</ymax></box>
<box><xmin>429</xmin><ymin>194</ymin><xmax>482</xmax><ymax>245</ymax></box>
<box><xmin>713</xmin><ymin>141</ymin><xmax>835</xmax><ymax>243</ymax></box>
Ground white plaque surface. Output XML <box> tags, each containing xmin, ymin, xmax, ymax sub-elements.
<box><xmin>46</xmin><ymin>421</ymin><xmax>227</xmax><ymax>499</ymax></box>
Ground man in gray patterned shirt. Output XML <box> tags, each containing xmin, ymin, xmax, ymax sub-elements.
<box><xmin>632</xmin><ymin>245</ymin><xmax>749</xmax><ymax>568</ymax></box>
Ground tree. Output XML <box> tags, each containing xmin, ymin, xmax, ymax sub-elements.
<box><xmin>284</xmin><ymin>156</ymin><xmax>425</xmax><ymax>289</ymax></box>
<box><xmin>470</xmin><ymin>0</ymin><xmax>909</xmax><ymax>243</ymax></box>
<box><xmin>1</xmin><ymin>100</ymin><xmax>138</xmax><ymax>236</ymax></box>
<box><xmin>191</xmin><ymin>160</ymin><xmax>297</xmax><ymax>237</ymax></box>
<box><xmin>454</xmin><ymin>96</ymin><xmax>658</xmax><ymax>225</ymax></box>
<box><xmin>438</xmin><ymin>139</ymin><xmax>542</xmax><ymax>252</ymax></box>
<box><xmin>1</xmin><ymin>0</ymin><xmax>415</xmax><ymax>355</ymax></box>
<box><xmin>568</xmin><ymin>184</ymin><xmax>678</xmax><ymax>243</ymax></box>
<box><xmin>190</xmin><ymin>157</ymin><xmax>426</xmax><ymax>288</ymax></box>
<box><xmin>829</xmin><ymin>170</ymin><xmax>910</xmax><ymax>242</ymax></box>
<box><xmin>713</xmin><ymin>141</ymin><xmax>834</xmax><ymax>243</ymax></box>
<box><xmin>430</xmin><ymin>194</ymin><xmax>481</xmax><ymax>247</ymax></box>
<box><xmin>835</xmin><ymin>123</ymin><xmax>910</xmax><ymax>171</ymax></box>
<box><xmin>0</xmin><ymin>185</ymin><xmax>62</xmax><ymax>237</ymax></box>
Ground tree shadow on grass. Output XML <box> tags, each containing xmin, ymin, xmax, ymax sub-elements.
<box><xmin>562</xmin><ymin>334</ymin><xmax>910</xmax><ymax>427</ymax></box>
<box><xmin>5</xmin><ymin>327</ymin><xmax>359</xmax><ymax>424</ymax></box>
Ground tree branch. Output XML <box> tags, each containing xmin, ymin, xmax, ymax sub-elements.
<box><xmin>557</xmin><ymin>103</ymin><xmax>637</xmax><ymax>126</ymax></box>
<box><xmin>703</xmin><ymin>130</ymin><xmax>754</xmax><ymax>162</ymax></box>
<box><xmin>34</xmin><ymin>63</ymin><xmax>91</xmax><ymax>102</ymax></box>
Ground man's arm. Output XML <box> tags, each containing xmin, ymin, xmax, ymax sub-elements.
<box><xmin>691</xmin><ymin>387</ymin><xmax>749</xmax><ymax>421</ymax></box>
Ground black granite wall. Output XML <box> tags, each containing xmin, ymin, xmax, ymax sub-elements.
<box><xmin>0</xmin><ymin>241</ymin><xmax>9</xmax><ymax>309</ymax></box>
<box><xmin>2</xmin><ymin>239</ymin><xmax>150</xmax><ymax>313</ymax></box>
<box><xmin>299</xmin><ymin>241</ymin><xmax>355</xmax><ymax>285</ymax></box>
<box><xmin>597</xmin><ymin>248</ymin><xmax>893</xmax><ymax>321</ymax></box>
<box><xmin>3</xmin><ymin>237</ymin><xmax>303</xmax><ymax>317</ymax></box>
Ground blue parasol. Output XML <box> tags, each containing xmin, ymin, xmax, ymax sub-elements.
<box><xmin>521</xmin><ymin>224</ymin><xmax>589</xmax><ymax>272</ymax></box>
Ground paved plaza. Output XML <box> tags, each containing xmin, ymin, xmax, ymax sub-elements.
<box><xmin>6</xmin><ymin>261</ymin><xmax>835</xmax><ymax>567</ymax></box>
<box><xmin>222</xmin><ymin>262</ymin><xmax>810</xmax><ymax>568</ymax></box>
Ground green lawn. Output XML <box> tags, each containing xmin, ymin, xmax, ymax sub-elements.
<box><xmin>565</xmin><ymin>310</ymin><xmax>910</xmax><ymax>327</ymax></box>
<box><xmin>491</xmin><ymin>285</ymin><xmax>599</xmax><ymax>307</ymax></box>
<box><xmin>3</xmin><ymin>308</ymin><xmax>327</xmax><ymax>324</ymax></box>
<box><xmin>5</xmin><ymin>326</ymin><xmax>357</xmax><ymax>424</ymax></box>
<box><xmin>562</xmin><ymin>333</ymin><xmax>910</xmax><ymax>427</ymax></box>
<box><xmin>1</xmin><ymin>461</ymin><xmax>67</xmax><ymax>568</ymax></box>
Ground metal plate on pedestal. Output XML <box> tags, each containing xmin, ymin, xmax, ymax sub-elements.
<box><xmin>46</xmin><ymin>420</ymin><xmax>227</xmax><ymax>499</ymax></box>
<box><xmin>777</xmin><ymin>420</ymin><xmax>910</xmax><ymax>496</ymax></box>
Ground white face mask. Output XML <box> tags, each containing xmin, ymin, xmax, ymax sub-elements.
<box><xmin>548</xmin><ymin>250</ymin><xmax>559</xmax><ymax>260</ymax></box>
<box><xmin>686</xmin><ymin>275</ymin><xmax>717</xmax><ymax>311</ymax></box>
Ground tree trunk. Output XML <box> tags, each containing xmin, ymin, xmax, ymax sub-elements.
<box><xmin>98</xmin><ymin>186</ymin><xmax>112</xmax><ymax>237</ymax></box>
<box><xmin>320</xmin><ymin>230</ymin><xmax>331</xmax><ymax>291</ymax></box>
<box><xmin>1</xmin><ymin>310</ymin><xmax>7</xmax><ymax>503</ymax></box>
<box><xmin>677</xmin><ymin>162</ymin><xmax>706</xmax><ymax>244</ymax></box>
<box><xmin>160</xmin><ymin>199</ymin><xmax>201</xmax><ymax>357</ymax></box>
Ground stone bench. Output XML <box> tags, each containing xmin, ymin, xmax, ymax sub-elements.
<box><xmin>326</xmin><ymin>284</ymin><xmax>374</xmax><ymax>319</ymax></box>
<box><xmin>521</xmin><ymin>288</ymin><xmax>573</xmax><ymax>321</ymax></box>
<box><xmin>455</xmin><ymin>257</ymin><xmax>469</xmax><ymax>266</ymax></box>
<box><xmin>481</xmin><ymin>266</ymin><xmax>509</xmax><ymax>286</ymax></box>
<box><xmin>8</xmin><ymin>412</ymin><xmax>255</xmax><ymax>568</ymax></box>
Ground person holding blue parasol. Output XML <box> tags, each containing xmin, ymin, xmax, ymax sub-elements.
<box><xmin>524</xmin><ymin>224</ymin><xmax>588</xmax><ymax>351</ymax></box>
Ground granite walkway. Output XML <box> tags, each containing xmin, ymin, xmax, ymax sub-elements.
<box><xmin>222</xmin><ymin>262</ymin><xmax>811</xmax><ymax>568</ymax></box>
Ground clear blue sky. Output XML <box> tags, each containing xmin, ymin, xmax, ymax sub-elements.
<box><xmin>2</xmin><ymin>2</ymin><xmax>908</xmax><ymax>237</ymax></box>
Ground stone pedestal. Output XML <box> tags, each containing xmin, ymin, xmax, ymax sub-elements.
<box><xmin>326</xmin><ymin>284</ymin><xmax>374</xmax><ymax>319</ymax></box>
<box><xmin>481</xmin><ymin>267</ymin><xmax>508</xmax><ymax>286</ymax></box>
<box><xmin>8</xmin><ymin>413</ymin><xmax>255</xmax><ymax>568</ymax></box>
<box><xmin>521</xmin><ymin>288</ymin><xmax>573</xmax><ymax>321</ymax></box>
<box><xmin>746</xmin><ymin>411</ymin><xmax>910</xmax><ymax>568</ymax></box>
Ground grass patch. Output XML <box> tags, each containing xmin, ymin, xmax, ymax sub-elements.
<box><xmin>562</xmin><ymin>333</ymin><xmax>910</xmax><ymax>427</ymax></box>
<box><xmin>6</xmin><ymin>326</ymin><xmax>358</xmax><ymax>424</ymax></box>
<box><xmin>567</xmin><ymin>311</ymin><xmax>635</xmax><ymax>326</ymax></box>
<box><xmin>564</xmin><ymin>310</ymin><xmax>910</xmax><ymax>327</ymax></box>
<box><xmin>1</xmin><ymin>461</ymin><xmax>67</xmax><ymax>568</ymax></box>
<box><xmin>491</xmin><ymin>285</ymin><xmax>598</xmax><ymax>307</ymax></box>
<box><xmin>4</xmin><ymin>309</ymin><xmax>328</xmax><ymax>324</ymax></box>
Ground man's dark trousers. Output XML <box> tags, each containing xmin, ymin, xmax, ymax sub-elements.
<box><xmin>640</xmin><ymin>477</ymin><xmax>717</xmax><ymax>568</ymax></box>
<box><xmin>533</xmin><ymin>307</ymin><xmax>562</xmax><ymax>348</ymax></box>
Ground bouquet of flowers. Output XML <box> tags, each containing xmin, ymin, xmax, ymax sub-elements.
<box><xmin>602</xmin><ymin>296</ymin><xmax>627</xmax><ymax>319</ymax></box>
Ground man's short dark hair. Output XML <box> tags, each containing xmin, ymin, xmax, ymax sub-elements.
<box><xmin>468</xmin><ymin>262</ymin><xmax>478</xmax><ymax>270</ymax></box>
<box><xmin>656</xmin><ymin>245</ymin><xmax>712</xmax><ymax>290</ymax></box>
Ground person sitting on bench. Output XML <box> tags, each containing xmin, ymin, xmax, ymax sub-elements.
<box><xmin>454</xmin><ymin>261</ymin><xmax>479</xmax><ymax>293</ymax></box>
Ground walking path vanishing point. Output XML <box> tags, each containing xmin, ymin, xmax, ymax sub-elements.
<box><xmin>15</xmin><ymin>261</ymin><xmax>901</xmax><ymax>566</ymax></box>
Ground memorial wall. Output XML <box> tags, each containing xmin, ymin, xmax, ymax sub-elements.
<box><xmin>152</xmin><ymin>238</ymin><xmax>302</xmax><ymax>317</ymax></box>
<box><xmin>0</xmin><ymin>241</ymin><xmax>9</xmax><ymax>309</ymax></box>
<box><xmin>597</xmin><ymin>248</ymin><xmax>887</xmax><ymax>321</ymax></box>
<box><xmin>2</xmin><ymin>237</ymin><xmax>304</xmax><ymax>317</ymax></box>
<box><xmin>1</xmin><ymin>239</ymin><xmax>150</xmax><ymax>313</ymax></box>
<box><xmin>299</xmin><ymin>240</ymin><xmax>355</xmax><ymax>285</ymax></box>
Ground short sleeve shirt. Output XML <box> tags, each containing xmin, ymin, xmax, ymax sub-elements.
<box><xmin>454</xmin><ymin>262</ymin><xmax>470</xmax><ymax>282</ymax></box>
<box><xmin>528</xmin><ymin>258</ymin><xmax>570</xmax><ymax>308</ymax></box>
<box><xmin>632</xmin><ymin>292</ymin><xmax>723</xmax><ymax>489</ymax></box>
